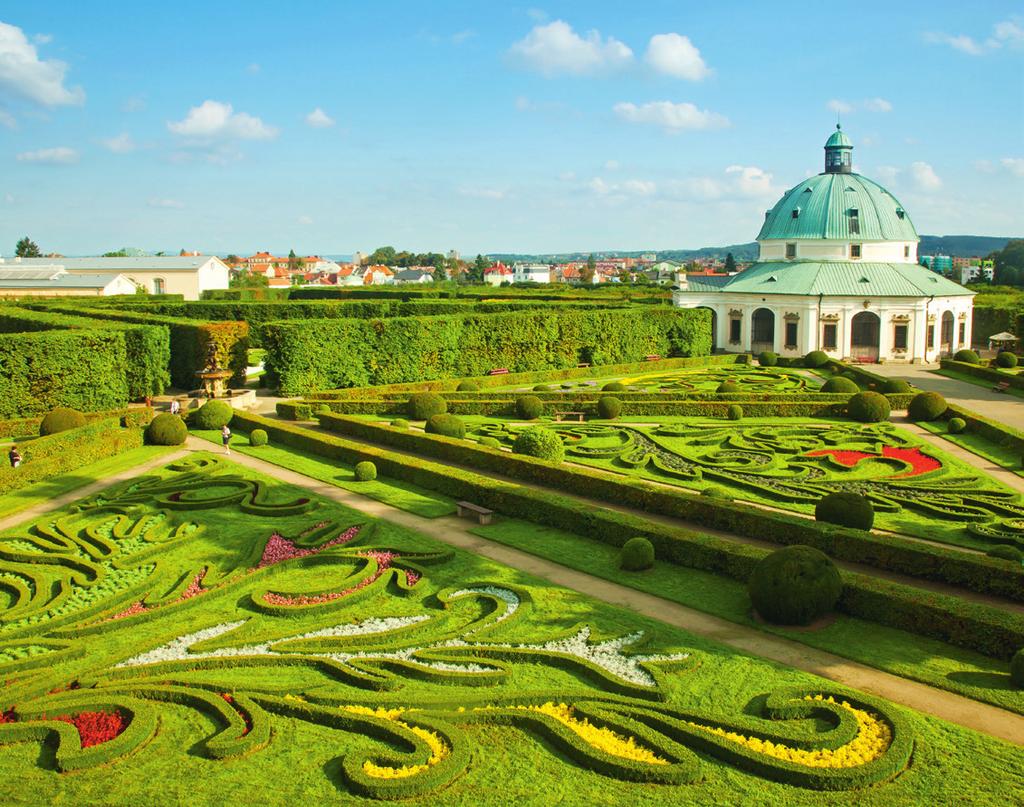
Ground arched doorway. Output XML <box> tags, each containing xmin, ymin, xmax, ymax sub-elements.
<box><xmin>850</xmin><ymin>311</ymin><xmax>880</xmax><ymax>362</ymax></box>
<box><xmin>697</xmin><ymin>307</ymin><xmax>717</xmax><ymax>351</ymax></box>
<box><xmin>751</xmin><ymin>308</ymin><xmax>775</xmax><ymax>354</ymax></box>
<box><xmin>940</xmin><ymin>311</ymin><xmax>954</xmax><ymax>355</ymax></box>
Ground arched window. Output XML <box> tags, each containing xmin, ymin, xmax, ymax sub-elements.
<box><xmin>153</xmin><ymin>278</ymin><xmax>165</xmax><ymax>294</ymax></box>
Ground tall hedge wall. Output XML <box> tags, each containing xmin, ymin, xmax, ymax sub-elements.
<box><xmin>263</xmin><ymin>307</ymin><xmax>712</xmax><ymax>394</ymax></box>
<box><xmin>972</xmin><ymin>304</ymin><xmax>1022</xmax><ymax>344</ymax></box>
<box><xmin>0</xmin><ymin>330</ymin><xmax>129</xmax><ymax>417</ymax></box>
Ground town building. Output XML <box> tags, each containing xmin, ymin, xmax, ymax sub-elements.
<box><xmin>512</xmin><ymin>263</ymin><xmax>551</xmax><ymax>283</ymax></box>
<box><xmin>0</xmin><ymin>265</ymin><xmax>138</xmax><ymax>297</ymax></box>
<box><xmin>673</xmin><ymin>126</ymin><xmax>974</xmax><ymax>363</ymax></box>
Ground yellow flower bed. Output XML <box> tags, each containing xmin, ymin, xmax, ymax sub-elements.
<box><xmin>340</xmin><ymin>705</ymin><xmax>450</xmax><ymax>780</ymax></box>
<box><xmin>688</xmin><ymin>695</ymin><xmax>891</xmax><ymax>769</ymax></box>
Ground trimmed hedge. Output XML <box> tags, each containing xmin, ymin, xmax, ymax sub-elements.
<box><xmin>748</xmin><ymin>545</ymin><xmax>842</xmax><ymax>626</ymax></box>
<box><xmin>408</xmin><ymin>392</ymin><xmax>447</xmax><ymax>420</ymax></box>
<box><xmin>145</xmin><ymin>413</ymin><xmax>187</xmax><ymax>446</ymax></box>
<box><xmin>425</xmin><ymin>414</ymin><xmax>465</xmax><ymax>439</ymax></box>
<box><xmin>233</xmin><ymin>411</ymin><xmax>1024</xmax><ymax>659</ymax></box>
<box><xmin>603</xmin><ymin>381</ymin><xmax>627</xmax><ymax>392</ymax></box>
<box><xmin>516</xmin><ymin>395</ymin><xmax>544</xmax><ymax>419</ymax></box>
<box><xmin>882</xmin><ymin>379</ymin><xmax>912</xmax><ymax>394</ymax></box>
<box><xmin>262</xmin><ymin>308</ymin><xmax>712</xmax><ymax>394</ymax></box>
<box><xmin>354</xmin><ymin>461</ymin><xmax>377</xmax><ymax>481</ymax></box>
<box><xmin>620</xmin><ymin>537</ymin><xmax>654</xmax><ymax>570</ymax></box>
<box><xmin>597</xmin><ymin>396</ymin><xmax>622</xmax><ymax>419</ymax></box>
<box><xmin>947</xmin><ymin>417</ymin><xmax>966</xmax><ymax>434</ymax></box>
<box><xmin>941</xmin><ymin>402</ymin><xmax>1024</xmax><ymax>457</ymax></box>
<box><xmin>953</xmin><ymin>349</ymin><xmax>980</xmax><ymax>364</ymax></box>
<box><xmin>908</xmin><ymin>391</ymin><xmax>947</xmax><ymax>422</ymax></box>
<box><xmin>758</xmin><ymin>351</ymin><xmax>778</xmax><ymax>367</ymax></box>
<box><xmin>39</xmin><ymin>408</ymin><xmax>86</xmax><ymax>436</ymax></box>
<box><xmin>726</xmin><ymin>404</ymin><xmax>743</xmax><ymax>421</ymax></box>
<box><xmin>804</xmin><ymin>351</ymin><xmax>829</xmax><ymax>368</ymax></box>
<box><xmin>513</xmin><ymin>426</ymin><xmax>564</xmax><ymax>462</ymax></box>
<box><xmin>847</xmin><ymin>392</ymin><xmax>890</xmax><ymax>423</ymax></box>
<box><xmin>192</xmin><ymin>400</ymin><xmax>234</xmax><ymax>430</ymax></box>
<box><xmin>940</xmin><ymin>358</ymin><xmax>1024</xmax><ymax>392</ymax></box>
<box><xmin>456</xmin><ymin>380</ymin><xmax>480</xmax><ymax>392</ymax></box>
<box><xmin>249</xmin><ymin>428</ymin><xmax>268</xmax><ymax>446</ymax></box>
<box><xmin>815</xmin><ymin>492</ymin><xmax>874</xmax><ymax>531</ymax></box>
<box><xmin>1012</xmin><ymin>649</ymin><xmax>1024</xmax><ymax>689</ymax></box>
<box><xmin>820</xmin><ymin>377</ymin><xmax>859</xmax><ymax>394</ymax></box>
<box><xmin>996</xmin><ymin>351</ymin><xmax>1018</xmax><ymax>368</ymax></box>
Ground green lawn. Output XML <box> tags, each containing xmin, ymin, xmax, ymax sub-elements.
<box><xmin>917</xmin><ymin>420</ymin><xmax>1024</xmax><ymax>478</ymax></box>
<box><xmin>192</xmin><ymin>429</ymin><xmax>456</xmax><ymax>518</ymax></box>
<box><xmin>0</xmin><ymin>452</ymin><xmax>1020</xmax><ymax>805</ymax></box>
<box><xmin>932</xmin><ymin>367</ymin><xmax>1024</xmax><ymax>399</ymax></box>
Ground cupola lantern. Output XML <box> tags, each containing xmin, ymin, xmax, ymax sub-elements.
<box><xmin>824</xmin><ymin>123</ymin><xmax>853</xmax><ymax>174</ymax></box>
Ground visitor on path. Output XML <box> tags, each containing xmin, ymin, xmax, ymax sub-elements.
<box><xmin>221</xmin><ymin>424</ymin><xmax>232</xmax><ymax>455</ymax></box>
<box><xmin>170</xmin><ymin>399</ymin><xmax>181</xmax><ymax>416</ymax></box>
<box><xmin>8</xmin><ymin>446</ymin><xmax>21</xmax><ymax>469</ymax></box>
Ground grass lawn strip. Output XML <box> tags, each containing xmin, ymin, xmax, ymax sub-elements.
<box><xmin>932</xmin><ymin>368</ymin><xmax>1024</xmax><ymax>399</ymax></box>
<box><xmin>917</xmin><ymin>420</ymin><xmax>1024</xmax><ymax>479</ymax></box>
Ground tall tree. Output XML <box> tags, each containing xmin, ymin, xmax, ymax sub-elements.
<box><xmin>724</xmin><ymin>252</ymin><xmax>736</xmax><ymax>273</ymax></box>
<box><xmin>581</xmin><ymin>254</ymin><xmax>596</xmax><ymax>284</ymax></box>
<box><xmin>368</xmin><ymin>246</ymin><xmax>397</xmax><ymax>265</ymax></box>
<box><xmin>15</xmin><ymin>237</ymin><xmax>41</xmax><ymax>257</ymax></box>
<box><xmin>993</xmin><ymin>240</ymin><xmax>1024</xmax><ymax>286</ymax></box>
<box><xmin>471</xmin><ymin>254</ymin><xmax>490</xmax><ymax>283</ymax></box>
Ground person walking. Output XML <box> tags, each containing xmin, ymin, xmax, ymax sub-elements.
<box><xmin>8</xmin><ymin>446</ymin><xmax>22</xmax><ymax>469</ymax></box>
<box><xmin>170</xmin><ymin>399</ymin><xmax>181</xmax><ymax>416</ymax></box>
<box><xmin>221</xmin><ymin>423</ymin><xmax>232</xmax><ymax>455</ymax></box>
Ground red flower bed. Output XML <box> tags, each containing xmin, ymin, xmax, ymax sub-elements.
<box><xmin>262</xmin><ymin>550</ymin><xmax>399</xmax><ymax>607</ymax></box>
<box><xmin>0</xmin><ymin>707</ymin><xmax>15</xmax><ymax>724</ymax></box>
<box><xmin>220</xmin><ymin>694</ymin><xmax>252</xmax><ymax>736</ymax></box>
<box><xmin>805</xmin><ymin>446</ymin><xmax>941</xmax><ymax>478</ymax></box>
<box><xmin>43</xmin><ymin>710</ymin><xmax>127</xmax><ymax>748</ymax></box>
<box><xmin>255</xmin><ymin>525</ymin><xmax>361</xmax><ymax>569</ymax></box>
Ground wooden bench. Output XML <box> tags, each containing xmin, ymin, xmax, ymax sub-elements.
<box><xmin>488</xmin><ymin>368</ymin><xmax>509</xmax><ymax>376</ymax></box>
<box><xmin>577</xmin><ymin>362</ymin><xmax>591</xmax><ymax>368</ymax></box>
<box><xmin>456</xmin><ymin>501</ymin><xmax>494</xmax><ymax>525</ymax></box>
<box><xmin>644</xmin><ymin>354</ymin><xmax>661</xmax><ymax>362</ymax></box>
<box><xmin>554</xmin><ymin>411</ymin><xmax>585</xmax><ymax>423</ymax></box>
<box><xmin>993</xmin><ymin>381</ymin><xmax>1011</xmax><ymax>393</ymax></box>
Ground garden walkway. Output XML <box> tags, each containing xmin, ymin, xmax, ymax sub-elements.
<box><xmin>182</xmin><ymin>437</ymin><xmax>1024</xmax><ymax>745</ymax></box>
<box><xmin>870</xmin><ymin>363</ymin><xmax>1022</xmax><ymax>424</ymax></box>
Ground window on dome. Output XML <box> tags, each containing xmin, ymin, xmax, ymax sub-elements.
<box><xmin>842</xmin><ymin>152</ymin><xmax>851</xmax><ymax>166</ymax></box>
<box><xmin>791</xmin><ymin>208</ymin><xmax>800</xmax><ymax>219</ymax></box>
<box><xmin>848</xmin><ymin>208</ymin><xmax>860</xmax><ymax>235</ymax></box>
<box><xmin>896</xmin><ymin>208</ymin><xmax>905</xmax><ymax>220</ymax></box>
<box><xmin>785</xmin><ymin>243</ymin><xmax>796</xmax><ymax>259</ymax></box>
<box><xmin>904</xmin><ymin>245</ymin><xmax>910</xmax><ymax>258</ymax></box>
<box><xmin>850</xmin><ymin>244</ymin><xmax>862</xmax><ymax>259</ymax></box>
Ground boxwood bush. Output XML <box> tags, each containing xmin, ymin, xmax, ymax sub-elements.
<box><xmin>354</xmin><ymin>460</ymin><xmax>377</xmax><ymax>481</ymax></box>
<box><xmin>597</xmin><ymin>396</ymin><xmax>622</xmax><ymax>419</ymax></box>
<box><xmin>408</xmin><ymin>392</ymin><xmax>447</xmax><ymax>420</ymax></box>
<box><xmin>804</xmin><ymin>350</ymin><xmax>829</xmax><ymax>368</ymax></box>
<box><xmin>478</xmin><ymin>436</ymin><xmax>502</xmax><ymax>449</ymax></box>
<box><xmin>987</xmin><ymin>545</ymin><xmax>1023</xmax><ymax>563</ymax></box>
<box><xmin>953</xmin><ymin>349</ymin><xmax>980</xmax><ymax>364</ymax></box>
<box><xmin>816</xmin><ymin>491</ymin><xmax>874</xmax><ymax>530</ymax></box>
<box><xmin>193</xmin><ymin>400</ymin><xmax>234</xmax><ymax>430</ymax></box>
<box><xmin>1012</xmin><ymin>648</ymin><xmax>1024</xmax><ymax>689</ymax></box>
<box><xmin>882</xmin><ymin>378</ymin><xmax>912</xmax><ymax>394</ymax></box>
<box><xmin>602</xmin><ymin>381</ymin><xmax>627</xmax><ymax>392</ymax></box>
<box><xmin>515</xmin><ymin>395</ymin><xmax>544</xmax><ymax>419</ymax></box>
<box><xmin>620</xmin><ymin>536</ymin><xmax>654</xmax><ymax>570</ymax></box>
<box><xmin>456</xmin><ymin>380</ymin><xmax>480</xmax><ymax>391</ymax></box>
<box><xmin>145</xmin><ymin>413</ymin><xmax>187</xmax><ymax>446</ymax></box>
<box><xmin>820</xmin><ymin>376</ymin><xmax>859</xmax><ymax>394</ymax></box>
<box><xmin>249</xmin><ymin>428</ymin><xmax>268</xmax><ymax>446</ymax></box>
<box><xmin>39</xmin><ymin>407</ymin><xmax>86</xmax><ymax>436</ymax></box>
<box><xmin>758</xmin><ymin>351</ymin><xmax>778</xmax><ymax>366</ymax></box>
<box><xmin>948</xmin><ymin>417</ymin><xmax>967</xmax><ymax>434</ymax></box>
<box><xmin>727</xmin><ymin>404</ymin><xmax>743</xmax><ymax>420</ymax></box>
<box><xmin>391</xmin><ymin>418</ymin><xmax>410</xmax><ymax>429</ymax></box>
<box><xmin>748</xmin><ymin>545</ymin><xmax>842</xmax><ymax>626</ymax></box>
<box><xmin>847</xmin><ymin>391</ymin><xmax>890</xmax><ymax>423</ymax></box>
<box><xmin>717</xmin><ymin>381</ymin><xmax>739</xmax><ymax>393</ymax></box>
<box><xmin>425</xmin><ymin>413</ymin><xmax>465</xmax><ymax>438</ymax></box>
<box><xmin>908</xmin><ymin>391</ymin><xmax>947</xmax><ymax>422</ymax></box>
<box><xmin>996</xmin><ymin>351</ymin><xmax>1018</xmax><ymax>368</ymax></box>
<box><xmin>512</xmin><ymin>426</ymin><xmax>564</xmax><ymax>462</ymax></box>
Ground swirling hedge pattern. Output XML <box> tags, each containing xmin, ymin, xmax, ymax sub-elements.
<box><xmin>0</xmin><ymin>455</ymin><xmax>913</xmax><ymax>799</ymax></box>
<box><xmin>616</xmin><ymin>366</ymin><xmax>815</xmax><ymax>393</ymax></box>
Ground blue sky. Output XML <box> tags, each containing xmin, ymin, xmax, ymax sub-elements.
<box><xmin>1</xmin><ymin>1</ymin><xmax>1022</xmax><ymax>256</ymax></box>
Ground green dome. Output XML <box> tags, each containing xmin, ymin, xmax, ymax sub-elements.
<box><xmin>825</xmin><ymin>124</ymin><xmax>852</xmax><ymax>148</ymax></box>
<box><xmin>757</xmin><ymin>173</ymin><xmax>919</xmax><ymax>242</ymax></box>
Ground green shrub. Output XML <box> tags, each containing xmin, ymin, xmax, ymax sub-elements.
<box><xmin>1012</xmin><ymin>648</ymin><xmax>1024</xmax><ymax>689</ymax></box>
<box><xmin>908</xmin><ymin>391</ymin><xmax>947</xmax><ymax>422</ymax></box>
<box><xmin>456</xmin><ymin>380</ymin><xmax>480</xmax><ymax>392</ymax></box>
<box><xmin>602</xmin><ymin>381</ymin><xmax>626</xmax><ymax>392</ymax></box>
<box><xmin>478</xmin><ymin>436</ymin><xmax>502</xmax><ymax>449</ymax></box>
<box><xmin>748</xmin><ymin>545</ymin><xmax>843</xmax><ymax>626</ymax></box>
<box><xmin>620</xmin><ymin>537</ymin><xmax>654</xmax><ymax>571</ymax></box>
<box><xmin>804</xmin><ymin>350</ymin><xmax>829</xmax><ymax>368</ymax></box>
<box><xmin>816</xmin><ymin>491</ymin><xmax>874</xmax><ymax>530</ymax></box>
<box><xmin>249</xmin><ymin>428</ymin><xmax>268</xmax><ymax>446</ymax></box>
<box><xmin>408</xmin><ymin>392</ymin><xmax>447</xmax><ymax>420</ymax></box>
<box><xmin>996</xmin><ymin>351</ymin><xmax>1018</xmax><ymax>368</ymax></box>
<box><xmin>516</xmin><ymin>395</ymin><xmax>544</xmax><ymax>419</ymax></box>
<box><xmin>391</xmin><ymin>418</ymin><xmax>410</xmax><ymax>429</ymax></box>
<box><xmin>701</xmin><ymin>486</ymin><xmax>730</xmax><ymax>500</ymax></box>
<box><xmin>145</xmin><ymin>413</ymin><xmax>187</xmax><ymax>446</ymax></box>
<box><xmin>717</xmin><ymin>381</ymin><xmax>739</xmax><ymax>393</ymax></box>
<box><xmin>948</xmin><ymin>417</ymin><xmax>967</xmax><ymax>434</ymax></box>
<box><xmin>847</xmin><ymin>391</ymin><xmax>890</xmax><ymax>423</ymax></box>
<box><xmin>354</xmin><ymin>461</ymin><xmax>377</xmax><ymax>481</ymax></box>
<box><xmin>193</xmin><ymin>400</ymin><xmax>234</xmax><ymax>430</ymax></box>
<box><xmin>39</xmin><ymin>408</ymin><xmax>86</xmax><ymax>436</ymax></box>
<box><xmin>882</xmin><ymin>378</ymin><xmax>912</xmax><ymax>394</ymax></box>
<box><xmin>820</xmin><ymin>376</ymin><xmax>859</xmax><ymax>394</ymax></box>
<box><xmin>533</xmin><ymin>384</ymin><xmax>554</xmax><ymax>392</ymax></box>
<box><xmin>315</xmin><ymin>404</ymin><xmax>332</xmax><ymax>415</ymax></box>
<box><xmin>758</xmin><ymin>351</ymin><xmax>778</xmax><ymax>367</ymax></box>
<box><xmin>987</xmin><ymin>545</ymin><xmax>1023</xmax><ymax>563</ymax></box>
<box><xmin>425</xmin><ymin>413</ymin><xmax>465</xmax><ymax>439</ymax></box>
<box><xmin>597</xmin><ymin>396</ymin><xmax>622</xmax><ymax>419</ymax></box>
<box><xmin>727</xmin><ymin>404</ymin><xmax>743</xmax><ymax>420</ymax></box>
<box><xmin>512</xmin><ymin>426</ymin><xmax>564</xmax><ymax>462</ymax></box>
<box><xmin>953</xmin><ymin>349</ymin><xmax>980</xmax><ymax>364</ymax></box>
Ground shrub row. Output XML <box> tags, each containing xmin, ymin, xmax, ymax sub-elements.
<box><xmin>0</xmin><ymin>418</ymin><xmax>144</xmax><ymax>496</ymax></box>
<box><xmin>941</xmin><ymin>401</ymin><xmax>1024</xmax><ymax>456</ymax></box>
<box><xmin>940</xmin><ymin>358</ymin><xmax>1024</xmax><ymax>391</ymax></box>
<box><xmin>231</xmin><ymin>411</ymin><xmax>1024</xmax><ymax>658</ymax></box>
<box><xmin>317</xmin><ymin>414</ymin><xmax>1024</xmax><ymax>603</ymax></box>
<box><xmin>261</xmin><ymin>308</ymin><xmax>713</xmax><ymax>394</ymax></box>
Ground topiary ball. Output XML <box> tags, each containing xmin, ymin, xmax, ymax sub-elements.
<box><xmin>315</xmin><ymin>404</ymin><xmax>331</xmax><ymax>415</ymax></box>
<box><xmin>727</xmin><ymin>404</ymin><xmax>743</xmax><ymax>420</ymax></box>
<box><xmin>620</xmin><ymin>537</ymin><xmax>655</xmax><ymax>571</ymax></box>
<box><xmin>354</xmin><ymin>461</ymin><xmax>377</xmax><ymax>481</ymax></box>
<box><xmin>882</xmin><ymin>378</ymin><xmax>912</xmax><ymax>394</ymax></box>
<box><xmin>996</xmin><ymin>351</ymin><xmax>1018</xmax><ymax>368</ymax></box>
<box><xmin>408</xmin><ymin>392</ymin><xmax>447</xmax><ymax>420</ymax></box>
<box><xmin>701</xmin><ymin>486</ymin><xmax>730</xmax><ymax>500</ymax></box>
<box><xmin>908</xmin><ymin>391</ymin><xmax>947</xmax><ymax>422</ymax></box>
<box><xmin>39</xmin><ymin>407</ymin><xmax>86</xmax><ymax>436</ymax></box>
<box><xmin>249</xmin><ymin>428</ymin><xmax>268</xmax><ymax>447</ymax></box>
<box><xmin>456</xmin><ymin>380</ymin><xmax>480</xmax><ymax>392</ymax></box>
<box><xmin>748</xmin><ymin>545</ymin><xmax>843</xmax><ymax>626</ymax></box>
<box><xmin>391</xmin><ymin>418</ymin><xmax>410</xmax><ymax>429</ymax></box>
<box><xmin>597</xmin><ymin>396</ymin><xmax>622</xmax><ymax>419</ymax></box>
<box><xmin>533</xmin><ymin>384</ymin><xmax>555</xmax><ymax>392</ymax></box>
<box><xmin>821</xmin><ymin>376</ymin><xmax>859</xmax><ymax>394</ymax></box>
<box><xmin>804</xmin><ymin>350</ymin><xmax>829</xmax><ymax>368</ymax></box>
<box><xmin>516</xmin><ymin>395</ymin><xmax>544</xmax><ymax>419</ymax></box>
<box><xmin>815</xmin><ymin>491</ymin><xmax>874</xmax><ymax>530</ymax></box>
<box><xmin>987</xmin><ymin>544</ymin><xmax>1023</xmax><ymax>563</ymax></box>
<box><xmin>193</xmin><ymin>400</ymin><xmax>234</xmax><ymax>430</ymax></box>
<box><xmin>602</xmin><ymin>381</ymin><xmax>627</xmax><ymax>392</ymax></box>
<box><xmin>948</xmin><ymin>417</ymin><xmax>967</xmax><ymax>434</ymax></box>
<box><xmin>478</xmin><ymin>436</ymin><xmax>502</xmax><ymax>449</ymax></box>
<box><xmin>145</xmin><ymin>413</ymin><xmax>187</xmax><ymax>446</ymax></box>
<box><xmin>1011</xmin><ymin>648</ymin><xmax>1024</xmax><ymax>689</ymax></box>
<box><xmin>953</xmin><ymin>349</ymin><xmax>980</xmax><ymax>364</ymax></box>
<box><xmin>847</xmin><ymin>391</ymin><xmax>891</xmax><ymax>423</ymax></box>
<box><xmin>512</xmin><ymin>426</ymin><xmax>565</xmax><ymax>462</ymax></box>
<box><xmin>425</xmin><ymin>413</ymin><xmax>465</xmax><ymax>438</ymax></box>
<box><xmin>758</xmin><ymin>351</ymin><xmax>778</xmax><ymax>367</ymax></box>
<box><xmin>717</xmin><ymin>381</ymin><xmax>739</xmax><ymax>393</ymax></box>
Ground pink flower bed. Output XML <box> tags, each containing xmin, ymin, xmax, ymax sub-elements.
<box><xmin>29</xmin><ymin>710</ymin><xmax>128</xmax><ymax>748</ymax></box>
<box><xmin>255</xmin><ymin>525</ymin><xmax>361</xmax><ymax>570</ymax></box>
<box><xmin>805</xmin><ymin>446</ymin><xmax>941</xmax><ymax>478</ymax></box>
<box><xmin>262</xmin><ymin>550</ymin><xmax>399</xmax><ymax>607</ymax></box>
<box><xmin>105</xmin><ymin>568</ymin><xmax>209</xmax><ymax>622</ymax></box>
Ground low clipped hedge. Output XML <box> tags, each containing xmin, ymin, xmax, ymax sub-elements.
<box><xmin>940</xmin><ymin>358</ymin><xmax>1024</xmax><ymax>392</ymax></box>
<box><xmin>39</xmin><ymin>408</ymin><xmax>86</xmax><ymax>436</ymax></box>
<box><xmin>748</xmin><ymin>545</ymin><xmax>842</xmax><ymax>626</ymax></box>
<box><xmin>940</xmin><ymin>402</ymin><xmax>1024</xmax><ymax>456</ymax></box>
<box><xmin>408</xmin><ymin>392</ymin><xmax>447</xmax><ymax>420</ymax></box>
<box><xmin>847</xmin><ymin>392</ymin><xmax>890</xmax><ymax>423</ymax></box>
<box><xmin>145</xmin><ymin>413</ymin><xmax>187</xmax><ymax>446</ymax></box>
<box><xmin>425</xmin><ymin>413</ymin><xmax>465</xmax><ymax>439</ymax></box>
<box><xmin>1012</xmin><ymin>649</ymin><xmax>1024</xmax><ymax>689</ymax></box>
<box><xmin>815</xmin><ymin>492</ymin><xmax>874</xmax><ymax>531</ymax></box>
<box><xmin>908</xmin><ymin>391</ymin><xmax>947</xmax><ymax>422</ymax></box>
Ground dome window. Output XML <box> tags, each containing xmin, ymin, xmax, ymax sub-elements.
<box><xmin>896</xmin><ymin>208</ymin><xmax>905</xmax><ymax>220</ymax></box>
<box><xmin>767</xmin><ymin>275</ymin><xmax>778</xmax><ymax>282</ymax></box>
<box><xmin>850</xmin><ymin>243</ymin><xmax>862</xmax><ymax>259</ymax></box>
<box><xmin>803</xmin><ymin>187</ymin><xmax>812</xmax><ymax>193</ymax></box>
<box><xmin>848</xmin><ymin>207</ymin><xmax>860</xmax><ymax>235</ymax></box>
<box><xmin>791</xmin><ymin>207</ymin><xmax>801</xmax><ymax>219</ymax></box>
<box><xmin>785</xmin><ymin>243</ymin><xmax>797</xmax><ymax>259</ymax></box>
<box><xmin>859</xmin><ymin>276</ymin><xmax>870</xmax><ymax>283</ymax></box>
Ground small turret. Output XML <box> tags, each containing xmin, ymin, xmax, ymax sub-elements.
<box><xmin>824</xmin><ymin>124</ymin><xmax>853</xmax><ymax>174</ymax></box>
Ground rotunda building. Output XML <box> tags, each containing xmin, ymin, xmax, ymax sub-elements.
<box><xmin>673</xmin><ymin>126</ymin><xmax>973</xmax><ymax>363</ymax></box>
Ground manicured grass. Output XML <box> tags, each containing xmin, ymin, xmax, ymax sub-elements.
<box><xmin>918</xmin><ymin>420</ymin><xmax>1024</xmax><ymax>478</ymax></box>
<box><xmin>932</xmin><ymin>367</ymin><xmax>1024</xmax><ymax>399</ymax></box>
<box><xmin>1</xmin><ymin>452</ymin><xmax>1021</xmax><ymax>805</ymax></box>
<box><xmin>192</xmin><ymin>429</ymin><xmax>456</xmax><ymax>517</ymax></box>
<box><xmin>471</xmin><ymin>518</ymin><xmax>1024</xmax><ymax>716</ymax></box>
<box><xmin>0</xmin><ymin>445</ymin><xmax>174</xmax><ymax>520</ymax></box>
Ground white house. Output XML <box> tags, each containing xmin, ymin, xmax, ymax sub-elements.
<box><xmin>2</xmin><ymin>255</ymin><xmax>230</xmax><ymax>300</ymax></box>
<box><xmin>393</xmin><ymin>268</ymin><xmax>434</xmax><ymax>284</ymax></box>
<box><xmin>484</xmin><ymin>264</ymin><xmax>513</xmax><ymax>286</ymax></box>
<box><xmin>0</xmin><ymin>265</ymin><xmax>138</xmax><ymax>297</ymax></box>
<box><xmin>512</xmin><ymin>263</ymin><xmax>551</xmax><ymax>283</ymax></box>
<box><xmin>672</xmin><ymin>126</ymin><xmax>974</xmax><ymax>363</ymax></box>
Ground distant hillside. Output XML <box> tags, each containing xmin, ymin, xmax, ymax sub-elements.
<box><xmin>916</xmin><ymin>235</ymin><xmax>1016</xmax><ymax>257</ymax></box>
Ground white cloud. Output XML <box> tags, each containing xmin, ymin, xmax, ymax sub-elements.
<box><xmin>458</xmin><ymin>186</ymin><xmax>506</xmax><ymax>200</ymax></box>
<box><xmin>122</xmin><ymin>94</ymin><xmax>145</xmax><ymax>112</ymax></box>
<box><xmin>148</xmin><ymin>198</ymin><xmax>184</xmax><ymax>209</ymax></box>
<box><xmin>991</xmin><ymin>19</ymin><xmax>1024</xmax><ymax>47</ymax></box>
<box><xmin>621</xmin><ymin>179</ymin><xmax>656</xmax><ymax>196</ymax></box>
<box><xmin>586</xmin><ymin>177</ymin><xmax>656</xmax><ymax>198</ymax></box>
<box><xmin>926</xmin><ymin>20</ymin><xmax>1024</xmax><ymax>54</ymax></box>
<box><xmin>508</xmin><ymin>20</ymin><xmax>632</xmax><ymax>76</ymax></box>
<box><xmin>644</xmin><ymin>33</ymin><xmax>710</xmax><ymax>80</ymax></box>
<box><xmin>1000</xmin><ymin>157</ymin><xmax>1024</xmax><ymax>177</ymax></box>
<box><xmin>102</xmin><ymin>132</ymin><xmax>136</xmax><ymax>153</ymax></box>
<box><xmin>0</xmin><ymin>22</ymin><xmax>84</xmax><ymax>106</ymax></box>
<box><xmin>974</xmin><ymin>159</ymin><xmax>995</xmax><ymax>174</ymax></box>
<box><xmin>910</xmin><ymin>161</ymin><xmax>942</xmax><ymax>191</ymax></box>
<box><xmin>558</xmin><ymin>171</ymin><xmax>576</xmax><ymax>181</ymax></box>
<box><xmin>925</xmin><ymin>32</ymin><xmax>985</xmax><ymax>54</ymax></box>
<box><xmin>246</xmin><ymin>63</ymin><xmax>261</xmax><ymax>74</ymax></box>
<box><xmin>451</xmin><ymin>30</ymin><xmax>475</xmax><ymax>44</ymax></box>
<box><xmin>827</xmin><ymin>99</ymin><xmax>853</xmax><ymax>115</ymax></box>
<box><xmin>724</xmin><ymin>165</ymin><xmax>775</xmax><ymax>197</ymax></box>
<box><xmin>604</xmin><ymin>159</ymin><xmax>620</xmax><ymax>171</ymax></box>
<box><xmin>0</xmin><ymin>110</ymin><xmax>15</xmax><ymax>129</ymax></box>
<box><xmin>305</xmin><ymin>107</ymin><xmax>334</xmax><ymax>128</ymax></box>
<box><xmin>862</xmin><ymin>97</ymin><xmax>893</xmax><ymax>112</ymax></box>
<box><xmin>32</xmin><ymin>33</ymin><xmax>52</xmax><ymax>45</ymax></box>
<box><xmin>16</xmin><ymin>146</ymin><xmax>78</xmax><ymax>164</ymax></box>
<box><xmin>828</xmin><ymin>98</ymin><xmax>891</xmax><ymax>114</ymax></box>
<box><xmin>514</xmin><ymin>95</ymin><xmax>531</xmax><ymax>111</ymax></box>
<box><xmin>168</xmin><ymin>100</ymin><xmax>278</xmax><ymax>140</ymax></box>
<box><xmin>297</xmin><ymin>214</ymin><xmax>314</xmax><ymax>225</ymax></box>
<box><xmin>660</xmin><ymin>165</ymin><xmax>777</xmax><ymax>202</ymax></box>
<box><xmin>613</xmin><ymin>100</ymin><xmax>729</xmax><ymax>132</ymax></box>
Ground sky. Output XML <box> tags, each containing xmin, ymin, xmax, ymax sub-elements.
<box><xmin>1</xmin><ymin>1</ymin><xmax>1022</xmax><ymax>257</ymax></box>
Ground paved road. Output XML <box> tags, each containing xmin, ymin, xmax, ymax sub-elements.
<box><xmin>870</xmin><ymin>362</ymin><xmax>1022</xmax><ymax>424</ymax></box>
